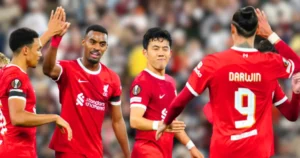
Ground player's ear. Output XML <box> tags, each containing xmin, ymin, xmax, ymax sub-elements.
<box><xmin>81</xmin><ymin>39</ymin><xmax>85</xmax><ymax>46</ymax></box>
<box><xmin>22</xmin><ymin>46</ymin><xmax>29</xmax><ymax>56</ymax></box>
<box><xmin>231</xmin><ymin>24</ymin><xmax>235</xmax><ymax>34</ymax></box>
<box><xmin>143</xmin><ymin>49</ymin><xmax>148</xmax><ymax>57</ymax></box>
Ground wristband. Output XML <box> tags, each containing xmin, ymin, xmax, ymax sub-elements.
<box><xmin>51</xmin><ymin>36</ymin><xmax>63</xmax><ymax>48</ymax></box>
<box><xmin>267</xmin><ymin>32</ymin><xmax>280</xmax><ymax>44</ymax></box>
<box><xmin>186</xmin><ymin>140</ymin><xmax>195</xmax><ymax>150</ymax></box>
<box><xmin>152</xmin><ymin>121</ymin><xmax>159</xmax><ymax>130</ymax></box>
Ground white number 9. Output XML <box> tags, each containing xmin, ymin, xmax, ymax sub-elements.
<box><xmin>234</xmin><ymin>88</ymin><xmax>256</xmax><ymax>129</ymax></box>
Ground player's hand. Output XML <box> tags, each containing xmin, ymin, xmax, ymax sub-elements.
<box><xmin>165</xmin><ymin>120</ymin><xmax>186</xmax><ymax>133</ymax></box>
<box><xmin>255</xmin><ymin>8</ymin><xmax>273</xmax><ymax>39</ymax></box>
<box><xmin>155</xmin><ymin>123</ymin><xmax>167</xmax><ymax>140</ymax></box>
<box><xmin>189</xmin><ymin>147</ymin><xmax>204</xmax><ymax>158</ymax></box>
<box><xmin>58</xmin><ymin>7</ymin><xmax>71</xmax><ymax>36</ymax></box>
<box><xmin>292</xmin><ymin>72</ymin><xmax>300</xmax><ymax>94</ymax></box>
<box><xmin>56</xmin><ymin>116</ymin><xmax>72</xmax><ymax>141</ymax></box>
<box><xmin>47</xmin><ymin>7</ymin><xmax>68</xmax><ymax>36</ymax></box>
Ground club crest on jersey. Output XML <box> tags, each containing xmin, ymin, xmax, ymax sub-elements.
<box><xmin>132</xmin><ymin>85</ymin><xmax>141</xmax><ymax>95</ymax></box>
<box><xmin>103</xmin><ymin>84</ymin><xmax>109</xmax><ymax>97</ymax></box>
<box><xmin>11</xmin><ymin>79</ymin><xmax>21</xmax><ymax>89</ymax></box>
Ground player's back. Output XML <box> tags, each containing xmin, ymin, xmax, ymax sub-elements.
<box><xmin>0</xmin><ymin>65</ymin><xmax>37</xmax><ymax>157</ymax></box>
<box><xmin>189</xmin><ymin>47</ymin><xmax>294</xmax><ymax>158</ymax></box>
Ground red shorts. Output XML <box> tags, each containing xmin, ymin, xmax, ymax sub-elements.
<box><xmin>131</xmin><ymin>140</ymin><xmax>171</xmax><ymax>158</ymax></box>
<box><xmin>55</xmin><ymin>151</ymin><xmax>86</xmax><ymax>158</ymax></box>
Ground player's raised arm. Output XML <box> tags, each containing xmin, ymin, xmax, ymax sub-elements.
<box><xmin>255</xmin><ymin>8</ymin><xmax>300</xmax><ymax>72</ymax></box>
<box><xmin>275</xmin><ymin>74</ymin><xmax>300</xmax><ymax>121</ymax></box>
<box><xmin>39</xmin><ymin>7</ymin><xmax>68</xmax><ymax>48</ymax></box>
<box><xmin>174</xmin><ymin>131</ymin><xmax>204</xmax><ymax>158</ymax></box>
<box><xmin>43</xmin><ymin>7</ymin><xmax>70</xmax><ymax>80</ymax></box>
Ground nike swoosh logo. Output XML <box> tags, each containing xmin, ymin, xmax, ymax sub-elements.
<box><xmin>78</xmin><ymin>79</ymin><xmax>88</xmax><ymax>83</ymax></box>
<box><xmin>159</xmin><ymin>94</ymin><xmax>165</xmax><ymax>99</ymax></box>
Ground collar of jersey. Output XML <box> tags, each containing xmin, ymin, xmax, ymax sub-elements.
<box><xmin>231</xmin><ymin>46</ymin><xmax>258</xmax><ymax>52</ymax></box>
<box><xmin>77</xmin><ymin>58</ymin><xmax>101</xmax><ymax>75</ymax></box>
<box><xmin>6</xmin><ymin>64</ymin><xmax>27</xmax><ymax>74</ymax></box>
<box><xmin>144</xmin><ymin>69</ymin><xmax>165</xmax><ymax>80</ymax></box>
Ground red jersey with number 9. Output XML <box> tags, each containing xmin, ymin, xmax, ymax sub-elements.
<box><xmin>186</xmin><ymin>46</ymin><xmax>294</xmax><ymax>158</ymax></box>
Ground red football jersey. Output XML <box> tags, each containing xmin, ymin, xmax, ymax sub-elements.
<box><xmin>203</xmin><ymin>82</ymin><xmax>287</xmax><ymax>123</ymax></box>
<box><xmin>0</xmin><ymin>64</ymin><xmax>37</xmax><ymax>158</ymax></box>
<box><xmin>130</xmin><ymin>69</ymin><xmax>176</xmax><ymax>158</ymax></box>
<box><xmin>187</xmin><ymin>46</ymin><xmax>294</xmax><ymax>158</ymax></box>
<box><xmin>49</xmin><ymin>59</ymin><xmax>122</xmax><ymax>157</ymax></box>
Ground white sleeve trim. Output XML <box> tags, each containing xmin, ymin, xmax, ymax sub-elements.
<box><xmin>130</xmin><ymin>97</ymin><xmax>142</xmax><ymax>103</ymax></box>
<box><xmin>130</xmin><ymin>104</ymin><xmax>147</xmax><ymax>110</ymax></box>
<box><xmin>274</xmin><ymin>96</ymin><xmax>288</xmax><ymax>106</ymax></box>
<box><xmin>8</xmin><ymin>96</ymin><xmax>26</xmax><ymax>101</ymax></box>
<box><xmin>288</xmin><ymin>59</ymin><xmax>295</xmax><ymax>78</ymax></box>
<box><xmin>186</xmin><ymin>82</ymin><xmax>199</xmax><ymax>96</ymax></box>
<box><xmin>9</xmin><ymin>89</ymin><xmax>23</xmax><ymax>93</ymax></box>
<box><xmin>268</xmin><ymin>32</ymin><xmax>280</xmax><ymax>44</ymax></box>
<box><xmin>53</xmin><ymin>64</ymin><xmax>63</xmax><ymax>81</ymax></box>
<box><xmin>110</xmin><ymin>100</ymin><xmax>121</xmax><ymax>106</ymax></box>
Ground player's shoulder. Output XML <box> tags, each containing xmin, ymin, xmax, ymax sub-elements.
<box><xmin>0</xmin><ymin>65</ymin><xmax>28</xmax><ymax>88</ymax></box>
<box><xmin>165</xmin><ymin>74</ymin><xmax>176</xmax><ymax>86</ymax></box>
<box><xmin>100</xmin><ymin>63</ymin><xmax>120</xmax><ymax>81</ymax></box>
<box><xmin>57</xmin><ymin>59</ymin><xmax>76</xmax><ymax>66</ymax></box>
<box><xmin>131</xmin><ymin>70</ymin><xmax>150</xmax><ymax>86</ymax></box>
<box><xmin>2</xmin><ymin>65</ymin><xmax>27</xmax><ymax>79</ymax></box>
<box><xmin>258</xmin><ymin>51</ymin><xmax>282</xmax><ymax>60</ymax></box>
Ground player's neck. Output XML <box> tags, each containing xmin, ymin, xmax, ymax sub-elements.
<box><xmin>10</xmin><ymin>56</ymin><xmax>28</xmax><ymax>72</ymax></box>
<box><xmin>81</xmin><ymin>58</ymin><xmax>100</xmax><ymax>71</ymax></box>
<box><xmin>233</xmin><ymin>36</ymin><xmax>255</xmax><ymax>48</ymax></box>
<box><xmin>146</xmin><ymin>66</ymin><xmax>165</xmax><ymax>77</ymax></box>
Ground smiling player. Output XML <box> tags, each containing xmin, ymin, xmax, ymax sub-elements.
<box><xmin>43</xmin><ymin>24</ymin><xmax>131</xmax><ymax>158</ymax></box>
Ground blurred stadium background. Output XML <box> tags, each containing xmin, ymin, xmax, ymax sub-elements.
<box><xmin>1</xmin><ymin>0</ymin><xmax>300</xmax><ymax>157</ymax></box>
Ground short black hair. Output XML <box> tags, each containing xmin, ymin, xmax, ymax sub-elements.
<box><xmin>85</xmin><ymin>25</ymin><xmax>108</xmax><ymax>35</ymax></box>
<box><xmin>143</xmin><ymin>27</ymin><xmax>172</xmax><ymax>49</ymax></box>
<box><xmin>9</xmin><ymin>27</ymin><xmax>39</xmax><ymax>53</ymax></box>
<box><xmin>254</xmin><ymin>35</ymin><xmax>277</xmax><ymax>53</ymax></box>
<box><xmin>232</xmin><ymin>6</ymin><xmax>258</xmax><ymax>38</ymax></box>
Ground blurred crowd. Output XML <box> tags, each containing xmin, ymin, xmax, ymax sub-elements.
<box><xmin>1</xmin><ymin>0</ymin><xmax>300</xmax><ymax>157</ymax></box>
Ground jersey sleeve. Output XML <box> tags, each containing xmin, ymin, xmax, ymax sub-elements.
<box><xmin>267</xmin><ymin>53</ymin><xmax>295</xmax><ymax>79</ymax></box>
<box><xmin>273</xmin><ymin>82</ymin><xmax>287</xmax><ymax>107</ymax></box>
<box><xmin>130</xmin><ymin>79</ymin><xmax>151</xmax><ymax>110</ymax></box>
<box><xmin>6</xmin><ymin>74</ymin><xmax>28</xmax><ymax>101</ymax></box>
<box><xmin>54</xmin><ymin>60</ymin><xmax>69</xmax><ymax>83</ymax></box>
<box><xmin>186</xmin><ymin>55</ymin><xmax>216</xmax><ymax>96</ymax></box>
<box><xmin>109</xmin><ymin>73</ymin><xmax>122</xmax><ymax>106</ymax></box>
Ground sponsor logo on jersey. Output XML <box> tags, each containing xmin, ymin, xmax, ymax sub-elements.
<box><xmin>161</xmin><ymin>108</ymin><xmax>168</xmax><ymax>120</ymax></box>
<box><xmin>76</xmin><ymin>93</ymin><xmax>105</xmax><ymax>111</ymax></box>
<box><xmin>132</xmin><ymin>85</ymin><xmax>141</xmax><ymax>95</ymax></box>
